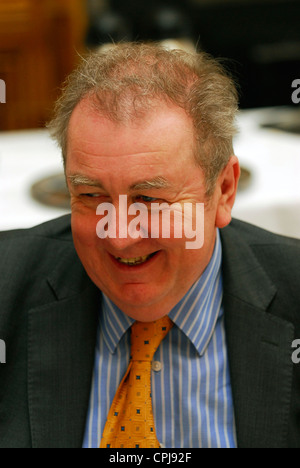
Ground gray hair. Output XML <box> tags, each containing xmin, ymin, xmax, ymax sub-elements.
<box><xmin>48</xmin><ymin>42</ymin><xmax>239</xmax><ymax>196</ymax></box>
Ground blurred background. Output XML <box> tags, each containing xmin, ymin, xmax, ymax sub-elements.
<box><xmin>0</xmin><ymin>0</ymin><xmax>299</xmax><ymax>237</ymax></box>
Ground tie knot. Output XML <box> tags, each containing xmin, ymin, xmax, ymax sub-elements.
<box><xmin>130</xmin><ymin>316</ymin><xmax>173</xmax><ymax>362</ymax></box>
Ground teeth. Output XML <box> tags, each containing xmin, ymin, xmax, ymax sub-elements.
<box><xmin>115</xmin><ymin>254</ymin><xmax>152</xmax><ymax>266</ymax></box>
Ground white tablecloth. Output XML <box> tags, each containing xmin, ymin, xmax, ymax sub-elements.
<box><xmin>0</xmin><ymin>130</ymin><xmax>70</xmax><ymax>230</ymax></box>
<box><xmin>232</xmin><ymin>107</ymin><xmax>300</xmax><ymax>239</ymax></box>
<box><xmin>0</xmin><ymin>107</ymin><xmax>299</xmax><ymax>239</ymax></box>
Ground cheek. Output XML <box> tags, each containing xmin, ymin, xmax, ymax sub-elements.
<box><xmin>71</xmin><ymin>211</ymin><xmax>99</xmax><ymax>250</ymax></box>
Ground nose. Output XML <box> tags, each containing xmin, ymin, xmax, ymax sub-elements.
<box><xmin>96</xmin><ymin>196</ymin><xmax>149</xmax><ymax>252</ymax></box>
<box><xmin>105</xmin><ymin>233</ymin><xmax>144</xmax><ymax>253</ymax></box>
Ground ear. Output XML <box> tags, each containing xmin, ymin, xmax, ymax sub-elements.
<box><xmin>215</xmin><ymin>155</ymin><xmax>240</xmax><ymax>229</ymax></box>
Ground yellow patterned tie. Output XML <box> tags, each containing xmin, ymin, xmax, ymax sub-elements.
<box><xmin>100</xmin><ymin>316</ymin><xmax>174</xmax><ymax>448</ymax></box>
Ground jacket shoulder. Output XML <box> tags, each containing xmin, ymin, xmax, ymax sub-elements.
<box><xmin>0</xmin><ymin>215</ymin><xmax>75</xmax><ymax>304</ymax></box>
<box><xmin>223</xmin><ymin>218</ymin><xmax>300</xmax><ymax>323</ymax></box>
<box><xmin>228</xmin><ymin>218</ymin><xmax>300</xmax><ymax>249</ymax></box>
<box><xmin>225</xmin><ymin>219</ymin><xmax>300</xmax><ymax>283</ymax></box>
<box><xmin>0</xmin><ymin>214</ymin><xmax>72</xmax><ymax>244</ymax></box>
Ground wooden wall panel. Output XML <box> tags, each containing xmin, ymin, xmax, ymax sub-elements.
<box><xmin>0</xmin><ymin>0</ymin><xmax>88</xmax><ymax>131</ymax></box>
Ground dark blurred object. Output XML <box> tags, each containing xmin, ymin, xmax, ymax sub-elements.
<box><xmin>108</xmin><ymin>0</ymin><xmax>300</xmax><ymax>109</ymax></box>
<box><xmin>31</xmin><ymin>174</ymin><xmax>70</xmax><ymax>209</ymax></box>
<box><xmin>86</xmin><ymin>3</ymin><xmax>194</xmax><ymax>49</ymax></box>
<box><xmin>238</xmin><ymin>167</ymin><xmax>252</xmax><ymax>192</ymax></box>
<box><xmin>189</xmin><ymin>0</ymin><xmax>300</xmax><ymax>109</ymax></box>
<box><xmin>86</xmin><ymin>9</ymin><xmax>132</xmax><ymax>47</ymax></box>
<box><xmin>110</xmin><ymin>0</ymin><xmax>195</xmax><ymax>44</ymax></box>
<box><xmin>260</xmin><ymin>107</ymin><xmax>300</xmax><ymax>135</ymax></box>
<box><xmin>146</xmin><ymin>7</ymin><xmax>194</xmax><ymax>42</ymax></box>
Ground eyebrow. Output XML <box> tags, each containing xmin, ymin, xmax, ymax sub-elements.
<box><xmin>67</xmin><ymin>174</ymin><xmax>171</xmax><ymax>192</ymax></box>
<box><xmin>67</xmin><ymin>175</ymin><xmax>105</xmax><ymax>189</ymax></box>
<box><xmin>129</xmin><ymin>176</ymin><xmax>170</xmax><ymax>191</ymax></box>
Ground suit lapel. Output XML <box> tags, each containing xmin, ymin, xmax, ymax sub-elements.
<box><xmin>27</xmin><ymin>247</ymin><xmax>99</xmax><ymax>448</ymax></box>
<box><xmin>221</xmin><ymin>224</ymin><xmax>294</xmax><ymax>448</ymax></box>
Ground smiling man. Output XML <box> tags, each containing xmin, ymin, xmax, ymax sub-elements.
<box><xmin>0</xmin><ymin>43</ymin><xmax>299</xmax><ymax>448</ymax></box>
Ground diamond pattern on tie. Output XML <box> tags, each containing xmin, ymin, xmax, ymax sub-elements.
<box><xmin>100</xmin><ymin>316</ymin><xmax>173</xmax><ymax>448</ymax></box>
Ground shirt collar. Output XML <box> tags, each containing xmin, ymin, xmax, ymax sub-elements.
<box><xmin>100</xmin><ymin>229</ymin><xmax>223</xmax><ymax>356</ymax></box>
<box><xmin>99</xmin><ymin>294</ymin><xmax>134</xmax><ymax>354</ymax></box>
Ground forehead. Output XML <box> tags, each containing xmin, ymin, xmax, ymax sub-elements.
<box><xmin>67</xmin><ymin>96</ymin><xmax>195</xmax><ymax>161</ymax></box>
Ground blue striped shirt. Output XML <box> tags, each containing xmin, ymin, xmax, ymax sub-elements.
<box><xmin>82</xmin><ymin>230</ymin><xmax>237</xmax><ymax>448</ymax></box>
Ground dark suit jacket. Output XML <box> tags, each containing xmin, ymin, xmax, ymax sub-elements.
<box><xmin>0</xmin><ymin>215</ymin><xmax>299</xmax><ymax>448</ymax></box>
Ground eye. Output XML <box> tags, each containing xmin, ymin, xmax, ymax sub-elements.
<box><xmin>135</xmin><ymin>195</ymin><xmax>159</xmax><ymax>203</ymax></box>
<box><xmin>82</xmin><ymin>193</ymin><xmax>102</xmax><ymax>198</ymax></box>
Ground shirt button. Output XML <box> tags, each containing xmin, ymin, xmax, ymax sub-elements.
<box><xmin>152</xmin><ymin>361</ymin><xmax>162</xmax><ymax>372</ymax></box>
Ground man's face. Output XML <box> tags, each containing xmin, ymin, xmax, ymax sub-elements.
<box><xmin>66</xmin><ymin>98</ymin><xmax>228</xmax><ymax>321</ymax></box>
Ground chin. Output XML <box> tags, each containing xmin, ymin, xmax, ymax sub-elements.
<box><xmin>109</xmin><ymin>283</ymin><xmax>170</xmax><ymax>321</ymax></box>
<box><xmin>118</xmin><ymin>283</ymin><xmax>159</xmax><ymax>306</ymax></box>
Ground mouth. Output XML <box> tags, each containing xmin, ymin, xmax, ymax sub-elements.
<box><xmin>113</xmin><ymin>252</ymin><xmax>158</xmax><ymax>267</ymax></box>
